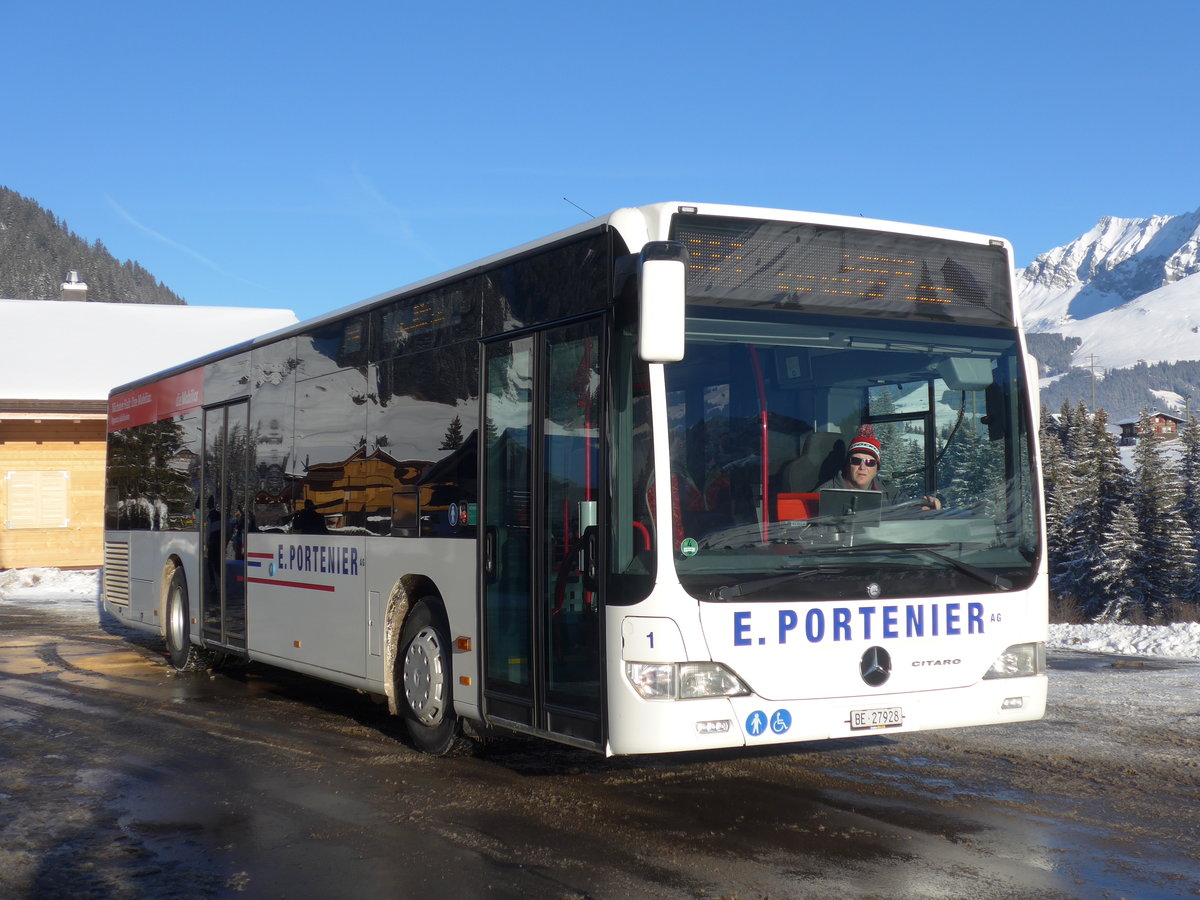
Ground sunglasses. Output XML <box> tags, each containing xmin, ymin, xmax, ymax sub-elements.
<box><xmin>849</xmin><ymin>456</ymin><xmax>878</xmax><ymax>468</ymax></box>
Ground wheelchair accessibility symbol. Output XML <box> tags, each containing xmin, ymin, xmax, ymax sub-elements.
<box><xmin>745</xmin><ymin>709</ymin><xmax>792</xmax><ymax>737</ymax></box>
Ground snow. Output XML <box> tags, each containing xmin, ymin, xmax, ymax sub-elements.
<box><xmin>4</xmin><ymin>567</ymin><xmax>1199</xmax><ymax>661</ymax></box>
<box><xmin>1049</xmin><ymin>621</ymin><xmax>1200</xmax><ymax>659</ymax></box>
<box><xmin>1047</xmin><ymin>275</ymin><xmax>1200</xmax><ymax>370</ymax></box>
<box><xmin>0</xmin><ymin>299</ymin><xmax>298</xmax><ymax>400</ymax></box>
<box><xmin>1017</xmin><ymin>207</ymin><xmax>1200</xmax><ymax>370</ymax></box>
<box><xmin>0</xmin><ymin>567</ymin><xmax>104</xmax><ymax>603</ymax></box>
<box><xmin>1149</xmin><ymin>388</ymin><xmax>1187</xmax><ymax>412</ymax></box>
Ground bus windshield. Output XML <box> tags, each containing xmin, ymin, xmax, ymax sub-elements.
<box><xmin>663</xmin><ymin>311</ymin><xmax>1038</xmax><ymax>602</ymax></box>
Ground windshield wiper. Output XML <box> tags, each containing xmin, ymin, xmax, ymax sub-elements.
<box><xmin>907</xmin><ymin>546</ymin><xmax>1014</xmax><ymax>591</ymax></box>
<box><xmin>709</xmin><ymin>567</ymin><xmax>843</xmax><ymax>601</ymax></box>
<box><xmin>806</xmin><ymin>542</ymin><xmax>1013</xmax><ymax>591</ymax></box>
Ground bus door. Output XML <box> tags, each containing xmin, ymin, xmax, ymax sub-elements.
<box><xmin>482</xmin><ymin>320</ymin><xmax>604</xmax><ymax>747</ymax></box>
<box><xmin>201</xmin><ymin>400</ymin><xmax>250</xmax><ymax>650</ymax></box>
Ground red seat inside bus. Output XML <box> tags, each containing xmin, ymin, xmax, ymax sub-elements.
<box><xmin>777</xmin><ymin>492</ymin><xmax>819</xmax><ymax>521</ymax></box>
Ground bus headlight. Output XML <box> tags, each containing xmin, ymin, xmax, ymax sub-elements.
<box><xmin>679</xmin><ymin>662</ymin><xmax>749</xmax><ymax>698</ymax></box>
<box><xmin>626</xmin><ymin>663</ymin><xmax>675</xmax><ymax>699</ymax></box>
<box><xmin>626</xmin><ymin>661</ymin><xmax>750</xmax><ymax>700</ymax></box>
<box><xmin>983</xmin><ymin>642</ymin><xmax>1045</xmax><ymax>679</ymax></box>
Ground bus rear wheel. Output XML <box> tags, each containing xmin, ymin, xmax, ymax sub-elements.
<box><xmin>164</xmin><ymin>569</ymin><xmax>210</xmax><ymax>672</ymax></box>
<box><xmin>399</xmin><ymin>600</ymin><xmax>472</xmax><ymax>756</ymax></box>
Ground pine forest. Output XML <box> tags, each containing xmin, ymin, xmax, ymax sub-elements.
<box><xmin>1042</xmin><ymin>403</ymin><xmax>1200</xmax><ymax>624</ymax></box>
<box><xmin>0</xmin><ymin>186</ymin><xmax>184</xmax><ymax>305</ymax></box>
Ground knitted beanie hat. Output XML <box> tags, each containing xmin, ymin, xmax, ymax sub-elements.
<box><xmin>848</xmin><ymin>424</ymin><xmax>881</xmax><ymax>463</ymax></box>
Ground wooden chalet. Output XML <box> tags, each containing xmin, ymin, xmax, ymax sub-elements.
<box><xmin>1115</xmin><ymin>410</ymin><xmax>1185</xmax><ymax>445</ymax></box>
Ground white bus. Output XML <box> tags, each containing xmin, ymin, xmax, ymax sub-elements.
<box><xmin>102</xmin><ymin>202</ymin><xmax>1047</xmax><ymax>756</ymax></box>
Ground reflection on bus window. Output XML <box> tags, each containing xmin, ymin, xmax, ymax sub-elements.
<box><xmin>105</xmin><ymin>413</ymin><xmax>200</xmax><ymax>531</ymax></box>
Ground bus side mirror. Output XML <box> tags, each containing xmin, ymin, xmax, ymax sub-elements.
<box><xmin>638</xmin><ymin>241</ymin><xmax>688</xmax><ymax>363</ymax></box>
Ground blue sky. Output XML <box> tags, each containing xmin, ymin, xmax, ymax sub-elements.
<box><xmin>4</xmin><ymin>1</ymin><xmax>1199</xmax><ymax>322</ymax></box>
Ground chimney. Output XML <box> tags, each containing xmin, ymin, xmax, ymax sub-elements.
<box><xmin>61</xmin><ymin>270</ymin><xmax>88</xmax><ymax>301</ymax></box>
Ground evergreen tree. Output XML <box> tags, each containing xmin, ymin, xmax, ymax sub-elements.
<box><xmin>939</xmin><ymin>418</ymin><xmax>1003</xmax><ymax>514</ymax></box>
<box><xmin>1095</xmin><ymin>500</ymin><xmax>1140</xmax><ymax>621</ymax></box>
<box><xmin>1053</xmin><ymin>400</ymin><xmax>1102</xmax><ymax>601</ymax></box>
<box><xmin>1057</xmin><ymin>399</ymin><xmax>1083</xmax><ymax>459</ymax></box>
<box><xmin>439</xmin><ymin>415</ymin><xmax>465</xmax><ymax>450</ymax></box>
<box><xmin>1061</xmin><ymin>409</ymin><xmax>1134</xmax><ymax>617</ymax></box>
<box><xmin>1046</xmin><ymin>401</ymin><xmax>1095</xmax><ymax>603</ymax></box>
<box><xmin>1039</xmin><ymin>404</ymin><xmax>1073</xmax><ymax>601</ymax></box>
<box><xmin>1177</xmin><ymin>415</ymin><xmax>1200</xmax><ymax>601</ymax></box>
<box><xmin>1068</xmin><ymin>400</ymin><xmax>1092</xmax><ymax>459</ymax></box>
<box><xmin>1129</xmin><ymin>408</ymin><xmax>1194</xmax><ymax>619</ymax></box>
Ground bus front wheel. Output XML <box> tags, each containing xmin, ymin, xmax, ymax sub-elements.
<box><xmin>399</xmin><ymin>600</ymin><xmax>471</xmax><ymax>756</ymax></box>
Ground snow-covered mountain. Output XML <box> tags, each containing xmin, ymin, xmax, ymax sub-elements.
<box><xmin>1018</xmin><ymin>207</ymin><xmax>1200</xmax><ymax>370</ymax></box>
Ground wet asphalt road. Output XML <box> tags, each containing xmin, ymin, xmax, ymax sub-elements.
<box><xmin>2</xmin><ymin>599</ymin><xmax>1198</xmax><ymax>899</ymax></box>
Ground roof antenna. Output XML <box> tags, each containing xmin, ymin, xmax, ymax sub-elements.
<box><xmin>563</xmin><ymin>197</ymin><xmax>594</xmax><ymax>218</ymax></box>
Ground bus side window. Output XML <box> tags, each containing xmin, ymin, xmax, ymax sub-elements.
<box><xmin>610</xmin><ymin>325</ymin><xmax>656</xmax><ymax>592</ymax></box>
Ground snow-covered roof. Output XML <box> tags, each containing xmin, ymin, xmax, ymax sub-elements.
<box><xmin>0</xmin><ymin>299</ymin><xmax>297</xmax><ymax>401</ymax></box>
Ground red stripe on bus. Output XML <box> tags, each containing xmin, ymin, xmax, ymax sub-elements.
<box><xmin>247</xmin><ymin>552</ymin><xmax>274</xmax><ymax>559</ymax></box>
<box><xmin>244</xmin><ymin>577</ymin><xmax>335</xmax><ymax>592</ymax></box>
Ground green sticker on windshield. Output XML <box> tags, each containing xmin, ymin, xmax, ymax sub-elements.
<box><xmin>680</xmin><ymin>538</ymin><xmax>699</xmax><ymax>558</ymax></box>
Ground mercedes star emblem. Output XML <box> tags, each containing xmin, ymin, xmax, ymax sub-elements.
<box><xmin>860</xmin><ymin>646</ymin><xmax>892</xmax><ymax>687</ymax></box>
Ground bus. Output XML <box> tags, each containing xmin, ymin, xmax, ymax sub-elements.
<box><xmin>102</xmin><ymin>202</ymin><xmax>1047</xmax><ymax>757</ymax></box>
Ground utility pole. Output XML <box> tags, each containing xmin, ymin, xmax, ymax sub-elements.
<box><xmin>1082</xmin><ymin>354</ymin><xmax>1102</xmax><ymax>410</ymax></box>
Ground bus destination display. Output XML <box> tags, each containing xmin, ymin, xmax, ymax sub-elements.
<box><xmin>671</xmin><ymin>214</ymin><xmax>1012</xmax><ymax>326</ymax></box>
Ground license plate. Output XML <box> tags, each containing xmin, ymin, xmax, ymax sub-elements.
<box><xmin>849</xmin><ymin>706</ymin><xmax>903</xmax><ymax>730</ymax></box>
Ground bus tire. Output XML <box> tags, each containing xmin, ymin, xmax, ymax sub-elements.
<box><xmin>399</xmin><ymin>600</ymin><xmax>472</xmax><ymax>756</ymax></box>
<box><xmin>164</xmin><ymin>568</ymin><xmax>210</xmax><ymax>672</ymax></box>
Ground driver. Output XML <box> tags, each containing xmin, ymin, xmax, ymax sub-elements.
<box><xmin>818</xmin><ymin>425</ymin><xmax>941</xmax><ymax>510</ymax></box>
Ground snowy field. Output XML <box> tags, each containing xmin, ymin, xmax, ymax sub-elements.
<box><xmin>3</xmin><ymin>567</ymin><xmax>1200</xmax><ymax>660</ymax></box>
<box><xmin>0</xmin><ymin>567</ymin><xmax>103</xmax><ymax>603</ymax></box>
